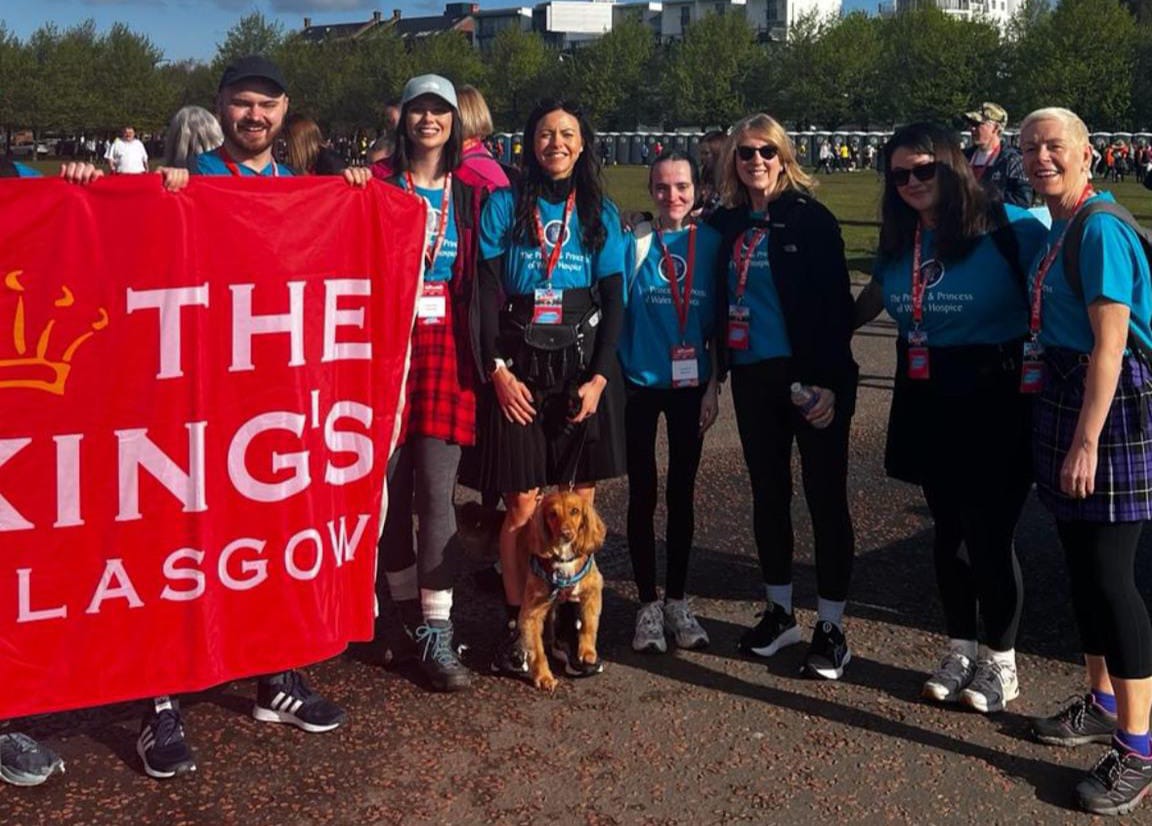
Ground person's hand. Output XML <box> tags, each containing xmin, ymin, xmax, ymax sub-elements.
<box><xmin>492</xmin><ymin>366</ymin><xmax>536</xmax><ymax>425</ymax></box>
<box><xmin>569</xmin><ymin>374</ymin><xmax>607</xmax><ymax>423</ymax></box>
<box><xmin>58</xmin><ymin>162</ymin><xmax>103</xmax><ymax>185</ymax></box>
<box><xmin>158</xmin><ymin>167</ymin><xmax>190</xmax><ymax>192</ymax></box>
<box><xmin>342</xmin><ymin>166</ymin><xmax>372</xmax><ymax>188</ymax></box>
<box><xmin>1060</xmin><ymin>439</ymin><xmax>1098</xmax><ymax>499</ymax></box>
<box><xmin>804</xmin><ymin>386</ymin><xmax>836</xmax><ymax>429</ymax></box>
<box><xmin>699</xmin><ymin>381</ymin><xmax>719</xmax><ymax>435</ymax></box>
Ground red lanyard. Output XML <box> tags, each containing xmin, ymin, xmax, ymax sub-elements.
<box><xmin>1029</xmin><ymin>184</ymin><xmax>1096</xmax><ymax>340</ymax></box>
<box><xmin>733</xmin><ymin>228</ymin><xmax>767</xmax><ymax>303</ymax></box>
<box><xmin>971</xmin><ymin>146</ymin><xmax>1000</xmax><ymax>181</ymax></box>
<box><xmin>218</xmin><ymin>147</ymin><xmax>278</xmax><ymax>177</ymax></box>
<box><xmin>655</xmin><ymin>224</ymin><xmax>696</xmax><ymax>340</ymax></box>
<box><xmin>535</xmin><ymin>189</ymin><xmax>576</xmax><ymax>286</ymax></box>
<box><xmin>910</xmin><ymin>224</ymin><xmax>931</xmax><ymax>329</ymax></box>
<box><xmin>407</xmin><ymin>172</ymin><xmax>452</xmax><ymax>271</ymax></box>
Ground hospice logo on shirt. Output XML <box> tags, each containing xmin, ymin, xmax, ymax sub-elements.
<box><xmin>920</xmin><ymin>259</ymin><xmax>946</xmax><ymax>289</ymax></box>
<box><xmin>424</xmin><ymin>206</ymin><xmax>441</xmax><ymax>244</ymax></box>
<box><xmin>543</xmin><ymin>220</ymin><xmax>572</xmax><ymax>249</ymax></box>
<box><xmin>657</xmin><ymin>254</ymin><xmax>689</xmax><ymax>285</ymax></box>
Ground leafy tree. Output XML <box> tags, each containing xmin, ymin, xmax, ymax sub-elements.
<box><xmin>407</xmin><ymin>31</ymin><xmax>487</xmax><ymax>91</ymax></box>
<box><xmin>569</xmin><ymin>21</ymin><xmax>656</xmax><ymax>129</ymax></box>
<box><xmin>661</xmin><ymin>13</ymin><xmax>762</xmax><ymax>127</ymax></box>
<box><xmin>96</xmin><ymin>24</ymin><xmax>171</xmax><ymax>131</ymax></box>
<box><xmin>213</xmin><ymin>12</ymin><xmax>286</xmax><ymax>71</ymax></box>
<box><xmin>0</xmin><ymin>23</ymin><xmax>34</xmax><ymax>140</ymax></box>
<box><xmin>485</xmin><ymin>28</ymin><xmax>552</xmax><ymax>130</ymax></box>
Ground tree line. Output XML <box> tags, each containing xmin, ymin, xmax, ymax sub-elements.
<box><xmin>0</xmin><ymin>0</ymin><xmax>1148</xmax><ymax>142</ymax></box>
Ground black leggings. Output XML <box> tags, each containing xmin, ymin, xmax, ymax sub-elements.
<box><xmin>625</xmin><ymin>383</ymin><xmax>706</xmax><ymax>603</ymax></box>
<box><xmin>1057</xmin><ymin>520</ymin><xmax>1152</xmax><ymax>680</ymax></box>
<box><xmin>730</xmin><ymin>360</ymin><xmax>855</xmax><ymax>601</ymax></box>
<box><xmin>921</xmin><ymin>474</ymin><xmax>1030</xmax><ymax>651</ymax></box>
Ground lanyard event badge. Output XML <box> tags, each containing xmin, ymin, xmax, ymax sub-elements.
<box><xmin>729</xmin><ymin>228</ymin><xmax>766</xmax><ymax>350</ymax></box>
<box><xmin>533</xmin><ymin>189</ymin><xmax>576</xmax><ymax>325</ymax></box>
<box><xmin>906</xmin><ymin>224</ymin><xmax>935</xmax><ymax>380</ymax></box>
<box><xmin>408</xmin><ymin>172</ymin><xmax>453</xmax><ymax>326</ymax></box>
<box><xmin>1024</xmin><ymin>185</ymin><xmax>1096</xmax><ymax>393</ymax></box>
<box><xmin>656</xmin><ymin>224</ymin><xmax>699</xmax><ymax>387</ymax></box>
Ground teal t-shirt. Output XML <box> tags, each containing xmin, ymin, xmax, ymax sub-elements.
<box><xmin>874</xmin><ymin>205</ymin><xmax>1046</xmax><ymax>346</ymax></box>
<box><xmin>726</xmin><ymin>222</ymin><xmax>790</xmax><ymax>364</ymax></box>
<box><xmin>619</xmin><ymin>224</ymin><xmax>721</xmax><ymax>388</ymax></box>
<box><xmin>478</xmin><ymin>188</ymin><xmax>626</xmax><ymax>294</ymax></box>
<box><xmin>1031</xmin><ymin>192</ymin><xmax>1152</xmax><ymax>354</ymax></box>
<box><xmin>404</xmin><ymin>181</ymin><xmax>458</xmax><ymax>283</ymax></box>
<box><xmin>193</xmin><ymin>149</ymin><xmax>292</xmax><ymax>177</ymax></box>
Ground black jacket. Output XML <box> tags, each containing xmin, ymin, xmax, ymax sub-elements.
<box><xmin>708</xmin><ymin>190</ymin><xmax>858</xmax><ymax>403</ymax></box>
<box><xmin>963</xmin><ymin>144</ymin><xmax>1033</xmax><ymax>208</ymax></box>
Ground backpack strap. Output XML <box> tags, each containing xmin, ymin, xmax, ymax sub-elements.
<box><xmin>1063</xmin><ymin>200</ymin><xmax>1152</xmax><ymax>362</ymax></box>
<box><xmin>987</xmin><ymin>203</ymin><xmax>1025</xmax><ymax>291</ymax></box>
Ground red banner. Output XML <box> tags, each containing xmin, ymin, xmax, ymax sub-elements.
<box><xmin>0</xmin><ymin>176</ymin><xmax>425</xmax><ymax>719</ymax></box>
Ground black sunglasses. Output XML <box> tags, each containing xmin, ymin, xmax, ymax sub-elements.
<box><xmin>886</xmin><ymin>162</ymin><xmax>939</xmax><ymax>187</ymax></box>
<box><xmin>737</xmin><ymin>144</ymin><xmax>779</xmax><ymax>162</ymax></box>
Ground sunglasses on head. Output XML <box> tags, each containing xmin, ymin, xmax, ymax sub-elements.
<box><xmin>737</xmin><ymin>144</ymin><xmax>779</xmax><ymax>162</ymax></box>
<box><xmin>886</xmin><ymin>162</ymin><xmax>939</xmax><ymax>187</ymax></box>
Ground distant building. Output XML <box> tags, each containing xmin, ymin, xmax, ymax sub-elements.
<box><xmin>893</xmin><ymin>0</ymin><xmax>1022</xmax><ymax>28</ymax></box>
<box><xmin>297</xmin><ymin>9</ymin><xmax>400</xmax><ymax>42</ymax></box>
<box><xmin>613</xmin><ymin>1</ymin><xmax>663</xmax><ymax>36</ymax></box>
<box><xmin>393</xmin><ymin>2</ymin><xmax>479</xmax><ymax>41</ymax></box>
<box><xmin>474</xmin><ymin>5</ymin><xmax>534</xmax><ymax>49</ymax></box>
<box><xmin>747</xmin><ymin>0</ymin><xmax>842</xmax><ymax>41</ymax></box>
<box><xmin>533</xmin><ymin>0</ymin><xmax>615</xmax><ymax>47</ymax></box>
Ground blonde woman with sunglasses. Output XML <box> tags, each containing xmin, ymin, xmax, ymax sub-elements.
<box><xmin>707</xmin><ymin>114</ymin><xmax>858</xmax><ymax>679</ymax></box>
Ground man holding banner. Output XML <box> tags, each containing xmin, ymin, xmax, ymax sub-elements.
<box><xmin>0</xmin><ymin>56</ymin><xmax>418</xmax><ymax>786</ymax></box>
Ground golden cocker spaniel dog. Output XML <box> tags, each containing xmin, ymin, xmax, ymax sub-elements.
<box><xmin>518</xmin><ymin>490</ymin><xmax>607</xmax><ymax>691</ymax></box>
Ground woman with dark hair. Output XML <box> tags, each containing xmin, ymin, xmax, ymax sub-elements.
<box><xmin>708</xmin><ymin>113</ymin><xmax>858</xmax><ymax>680</ymax></box>
<box><xmin>855</xmin><ymin>122</ymin><xmax>1046</xmax><ymax>712</ymax></box>
<box><xmin>621</xmin><ymin>150</ymin><xmax>723</xmax><ymax>653</ymax></box>
<box><xmin>284</xmin><ymin>115</ymin><xmax>347</xmax><ymax>175</ymax></box>
<box><xmin>1020</xmin><ymin>107</ymin><xmax>1152</xmax><ymax>816</ymax></box>
<box><xmin>477</xmin><ymin>98</ymin><xmax>627</xmax><ymax>678</ymax></box>
<box><xmin>371</xmin><ymin>74</ymin><xmax>486</xmax><ymax>693</ymax></box>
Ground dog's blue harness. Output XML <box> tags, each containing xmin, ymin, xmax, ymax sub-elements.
<box><xmin>530</xmin><ymin>555</ymin><xmax>594</xmax><ymax>602</ymax></box>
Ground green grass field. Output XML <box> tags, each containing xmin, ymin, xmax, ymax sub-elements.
<box><xmin>23</xmin><ymin>158</ymin><xmax>1152</xmax><ymax>282</ymax></box>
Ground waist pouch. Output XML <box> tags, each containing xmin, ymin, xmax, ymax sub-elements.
<box><xmin>501</xmin><ymin>288</ymin><xmax>601</xmax><ymax>387</ymax></box>
<box><xmin>895</xmin><ymin>338</ymin><xmax>1022</xmax><ymax>396</ymax></box>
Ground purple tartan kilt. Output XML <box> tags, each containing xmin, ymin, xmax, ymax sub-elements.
<box><xmin>1033</xmin><ymin>348</ymin><xmax>1152</xmax><ymax>522</ymax></box>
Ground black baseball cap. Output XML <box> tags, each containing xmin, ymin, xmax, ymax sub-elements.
<box><xmin>218</xmin><ymin>55</ymin><xmax>287</xmax><ymax>94</ymax></box>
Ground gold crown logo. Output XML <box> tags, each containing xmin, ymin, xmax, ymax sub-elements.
<box><xmin>1</xmin><ymin>270</ymin><xmax>108</xmax><ymax>395</ymax></box>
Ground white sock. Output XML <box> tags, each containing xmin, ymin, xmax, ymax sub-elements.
<box><xmin>421</xmin><ymin>588</ymin><xmax>453</xmax><ymax>623</ymax></box>
<box><xmin>949</xmin><ymin>638</ymin><xmax>978</xmax><ymax>660</ymax></box>
<box><xmin>765</xmin><ymin>584</ymin><xmax>793</xmax><ymax>614</ymax></box>
<box><xmin>816</xmin><ymin>598</ymin><xmax>845</xmax><ymax>629</ymax></box>
<box><xmin>385</xmin><ymin>564</ymin><xmax>418</xmax><ymax>602</ymax></box>
<box><xmin>986</xmin><ymin>646</ymin><xmax>1016</xmax><ymax>669</ymax></box>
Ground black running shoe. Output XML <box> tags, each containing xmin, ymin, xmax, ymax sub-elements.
<box><xmin>0</xmin><ymin>733</ymin><xmax>65</xmax><ymax>786</ymax></box>
<box><xmin>551</xmin><ymin>604</ymin><xmax>603</xmax><ymax>677</ymax></box>
<box><xmin>1076</xmin><ymin>742</ymin><xmax>1152</xmax><ymax>816</ymax></box>
<box><xmin>1033</xmin><ymin>694</ymin><xmax>1117</xmax><ymax>747</ymax></box>
<box><xmin>738</xmin><ymin>603</ymin><xmax>802</xmax><ymax>658</ymax></box>
<box><xmin>253</xmin><ymin>671</ymin><xmax>346</xmax><ymax>733</ymax></box>
<box><xmin>137</xmin><ymin>698</ymin><xmax>196</xmax><ymax>780</ymax></box>
<box><xmin>490</xmin><ymin>619</ymin><xmax>529</xmax><ymax>677</ymax></box>
<box><xmin>414</xmin><ymin>620</ymin><xmax>471</xmax><ymax>692</ymax></box>
<box><xmin>804</xmin><ymin>620</ymin><xmax>851</xmax><ymax>680</ymax></box>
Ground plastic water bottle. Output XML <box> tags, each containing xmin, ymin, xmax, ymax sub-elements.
<box><xmin>790</xmin><ymin>382</ymin><xmax>829</xmax><ymax>428</ymax></box>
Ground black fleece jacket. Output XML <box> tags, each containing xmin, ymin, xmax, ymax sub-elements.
<box><xmin>707</xmin><ymin>190</ymin><xmax>858</xmax><ymax>399</ymax></box>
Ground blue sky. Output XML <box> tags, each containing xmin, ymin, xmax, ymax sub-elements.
<box><xmin>2</xmin><ymin>0</ymin><xmax>875</xmax><ymax>63</ymax></box>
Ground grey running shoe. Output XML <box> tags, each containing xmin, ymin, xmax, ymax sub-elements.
<box><xmin>0</xmin><ymin>733</ymin><xmax>65</xmax><ymax>786</ymax></box>
<box><xmin>1033</xmin><ymin>694</ymin><xmax>1118</xmax><ymax>747</ymax></box>
<box><xmin>922</xmin><ymin>651</ymin><xmax>975</xmax><ymax>703</ymax></box>
<box><xmin>960</xmin><ymin>658</ymin><xmax>1018</xmax><ymax>713</ymax></box>
<box><xmin>633</xmin><ymin>602</ymin><xmax>667</xmax><ymax>653</ymax></box>
<box><xmin>663</xmin><ymin>599</ymin><xmax>709</xmax><ymax>650</ymax></box>
<box><xmin>1076</xmin><ymin>743</ymin><xmax>1152</xmax><ymax>816</ymax></box>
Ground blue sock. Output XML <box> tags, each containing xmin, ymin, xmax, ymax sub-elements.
<box><xmin>765</xmin><ymin>584</ymin><xmax>793</xmax><ymax>615</ymax></box>
<box><xmin>1092</xmin><ymin>689</ymin><xmax>1118</xmax><ymax>715</ymax></box>
<box><xmin>1116</xmin><ymin>729</ymin><xmax>1152</xmax><ymax>757</ymax></box>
